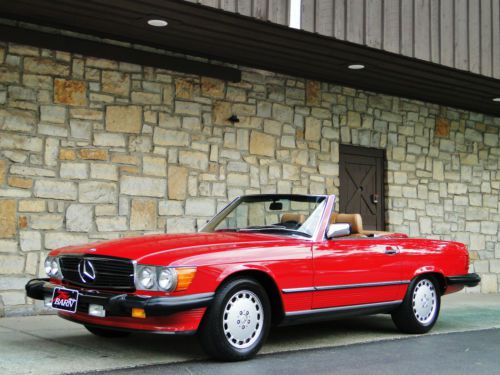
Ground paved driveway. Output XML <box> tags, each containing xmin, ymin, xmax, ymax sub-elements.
<box><xmin>1</xmin><ymin>293</ymin><xmax>499</xmax><ymax>375</ymax></box>
<box><xmin>92</xmin><ymin>329</ymin><xmax>500</xmax><ymax>375</ymax></box>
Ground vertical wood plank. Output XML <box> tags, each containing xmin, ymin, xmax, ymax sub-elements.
<box><xmin>468</xmin><ymin>0</ymin><xmax>480</xmax><ymax>73</ymax></box>
<box><xmin>440</xmin><ymin>0</ymin><xmax>454</xmax><ymax>67</ymax></box>
<box><xmin>383</xmin><ymin>0</ymin><xmax>400</xmax><ymax>53</ymax></box>
<box><xmin>492</xmin><ymin>0</ymin><xmax>500</xmax><ymax>78</ymax></box>
<box><xmin>414</xmin><ymin>0</ymin><xmax>430</xmax><ymax>60</ymax></box>
<box><xmin>333</xmin><ymin>0</ymin><xmax>346</xmax><ymax>39</ymax></box>
<box><xmin>221</xmin><ymin>0</ymin><xmax>237</xmax><ymax>12</ymax></box>
<box><xmin>253</xmin><ymin>0</ymin><xmax>268</xmax><ymax>20</ymax></box>
<box><xmin>237</xmin><ymin>0</ymin><xmax>252</xmax><ymax>16</ymax></box>
<box><xmin>429</xmin><ymin>0</ymin><xmax>440</xmax><ymax>63</ymax></box>
<box><xmin>401</xmin><ymin>0</ymin><xmax>414</xmax><ymax>57</ymax></box>
<box><xmin>199</xmin><ymin>0</ymin><xmax>219</xmax><ymax>7</ymax></box>
<box><xmin>454</xmin><ymin>0</ymin><xmax>468</xmax><ymax>70</ymax></box>
<box><xmin>346</xmin><ymin>0</ymin><xmax>364</xmax><ymax>44</ymax></box>
<box><xmin>480</xmin><ymin>0</ymin><xmax>492</xmax><ymax>76</ymax></box>
<box><xmin>316</xmin><ymin>0</ymin><xmax>334</xmax><ymax>36</ymax></box>
<box><xmin>268</xmin><ymin>0</ymin><xmax>288</xmax><ymax>25</ymax></box>
<box><xmin>301</xmin><ymin>0</ymin><xmax>316</xmax><ymax>32</ymax></box>
<box><xmin>366</xmin><ymin>0</ymin><xmax>382</xmax><ymax>48</ymax></box>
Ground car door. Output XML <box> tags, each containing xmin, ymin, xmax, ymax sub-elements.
<box><xmin>312</xmin><ymin>238</ymin><xmax>405</xmax><ymax>309</ymax></box>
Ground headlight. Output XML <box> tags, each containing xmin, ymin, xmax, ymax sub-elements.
<box><xmin>44</xmin><ymin>257</ymin><xmax>52</xmax><ymax>276</ymax></box>
<box><xmin>158</xmin><ymin>268</ymin><xmax>177</xmax><ymax>291</ymax></box>
<box><xmin>134</xmin><ymin>265</ymin><xmax>196</xmax><ymax>292</ymax></box>
<box><xmin>44</xmin><ymin>256</ymin><xmax>62</xmax><ymax>279</ymax></box>
<box><xmin>51</xmin><ymin>260</ymin><xmax>59</xmax><ymax>275</ymax></box>
<box><xmin>138</xmin><ymin>266</ymin><xmax>155</xmax><ymax>289</ymax></box>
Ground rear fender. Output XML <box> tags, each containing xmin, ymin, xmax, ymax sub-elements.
<box><xmin>412</xmin><ymin>265</ymin><xmax>445</xmax><ymax>279</ymax></box>
<box><xmin>412</xmin><ymin>266</ymin><xmax>446</xmax><ymax>294</ymax></box>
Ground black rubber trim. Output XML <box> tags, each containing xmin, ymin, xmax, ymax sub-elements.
<box><xmin>25</xmin><ymin>278</ymin><xmax>50</xmax><ymax>300</ymax></box>
<box><xmin>447</xmin><ymin>273</ymin><xmax>481</xmax><ymax>287</ymax></box>
<box><xmin>281</xmin><ymin>300</ymin><xmax>402</xmax><ymax>326</ymax></box>
<box><xmin>25</xmin><ymin>278</ymin><xmax>214</xmax><ymax>317</ymax></box>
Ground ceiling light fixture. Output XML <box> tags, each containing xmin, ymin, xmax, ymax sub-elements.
<box><xmin>348</xmin><ymin>64</ymin><xmax>365</xmax><ymax>70</ymax></box>
<box><xmin>147</xmin><ymin>19</ymin><xmax>168</xmax><ymax>27</ymax></box>
<box><xmin>493</xmin><ymin>97</ymin><xmax>500</xmax><ymax>102</ymax></box>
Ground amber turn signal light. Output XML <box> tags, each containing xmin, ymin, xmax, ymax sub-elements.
<box><xmin>131</xmin><ymin>307</ymin><xmax>146</xmax><ymax>319</ymax></box>
<box><xmin>175</xmin><ymin>267</ymin><xmax>197</xmax><ymax>291</ymax></box>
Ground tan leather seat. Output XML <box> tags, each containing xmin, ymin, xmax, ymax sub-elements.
<box><xmin>331</xmin><ymin>213</ymin><xmax>395</xmax><ymax>238</ymax></box>
<box><xmin>331</xmin><ymin>213</ymin><xmax>363</xmax><ymax>234</ymax></box>
<box><xmin>281</xmin><ymin>213</ymin><xmax>306</xmax><ymax>224</ymax></box>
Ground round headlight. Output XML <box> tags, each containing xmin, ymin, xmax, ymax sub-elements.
<box><xmin>44</xmin><ymin>257</ymin><xmax>52</xmax><ymax>276</ymax></box>
<box><xmin>158</xmin><ymin>268</ymin><xmax>177</xmax><ymax>291</ymax></box>
<box><xmin>139</xmin><ymin>267</ymin><xmax>155</xmax><ymax>289</ymax></box>
<box><xmin>50</xmin><ymin>260</ymin><xmax>59</xmax><ymax>276</ymax></box>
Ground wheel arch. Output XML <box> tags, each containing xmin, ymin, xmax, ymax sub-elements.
<box><xmin>215</xmin><ymin>266</ymin><xmax>285</xmax><ymax>325</ymax></box>
<box><xmin>412</xmin><ymin>269</ymin><xmax>447</xmax><ymax>295</ymax></box>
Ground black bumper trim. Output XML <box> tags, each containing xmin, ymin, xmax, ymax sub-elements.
<box><xmin>25</xmin><ymin>278</ymin><xmax>214</xmax><ymax>317</ymax></box>
<box><xmin>447</xmin><ymin>273</ymin><xmax>481</xmax><ymax>288</ymax></box>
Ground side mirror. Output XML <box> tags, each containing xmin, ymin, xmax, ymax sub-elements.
<box><xmin>327</xmin><ymin>223</ymin><xmax>351</xmax><ymax>239</ymax></box>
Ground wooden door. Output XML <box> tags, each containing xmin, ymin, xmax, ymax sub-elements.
<box><xmin>339</xmin><ymin>145</ymin><xmax>385</xmax><ymax>230</ymax></box>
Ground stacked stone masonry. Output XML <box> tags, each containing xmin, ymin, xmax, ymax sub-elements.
<box><xmin>0</xmin><ymin>39</ymin><xmax>499</xmax><ymax>316</ymax></box>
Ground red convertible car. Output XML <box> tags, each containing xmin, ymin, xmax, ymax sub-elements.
<box><xmin>26</xmin><ymin>194</ymin><xmax>480</xmax><ymax>361</ymax></box>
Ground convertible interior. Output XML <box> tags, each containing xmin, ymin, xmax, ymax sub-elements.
<box><xmin>330</xmin><ymin>213</ymin><xmax>397</xmax><ymax>239</ymax></box>
<box><xmin>280</xmin><ymin>213</ymin><xmax>305</xmax><ymax>228</ymax></box>
<box><xmin>278</xmin><ymin>212</ymin><xmax>398</xmax><ymax>239</ymax></box>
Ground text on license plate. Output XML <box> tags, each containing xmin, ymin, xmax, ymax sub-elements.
<box><xmin>51</xmin><ymin>287</ymin><xmax>79</xmax><ymax>313</ymax></box>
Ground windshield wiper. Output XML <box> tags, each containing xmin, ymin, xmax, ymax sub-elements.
<box><xmin>239</xmin><ymin>226</ymin><xmax>312</xmax><ymax>238</ymax></box>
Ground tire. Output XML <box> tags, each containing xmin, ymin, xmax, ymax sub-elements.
<box><xmin>391</xmin><ymin>275</ymin><xmax>441</xmax><ymax>334</ymax></box>
<box><xmin>85</xmin><ymin>325</ymin><xmax>131</xmax><ymax>338</ymax></box>
<box><xmin>198</xmin><ymin>277</ymin><xmax>271</xmax><ymax>361</ymax></box>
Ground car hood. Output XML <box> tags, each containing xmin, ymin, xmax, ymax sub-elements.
<box><xmin>51</xmin><ymin>232</ymin><xmax>296</xmax><ymax>264</ymax></box>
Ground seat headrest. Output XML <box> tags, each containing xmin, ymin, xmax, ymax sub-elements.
<box><xmin>331</xmin><ymin>213</ymin><xmax>363</xmax><ymax>234</ymax></box>
<box><xmin>281</xmin><ymin>213</ymin><xmax>306</xmax><ymax>224</ymax></box>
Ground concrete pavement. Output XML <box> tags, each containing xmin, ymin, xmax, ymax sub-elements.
<box><xmin>94</xmin><ymin>329</ymin><xmax>500</xmax><ymax>375</ymax></box>
<box><xmin>0</xmin><ymin>293</ymin><xmax>499</xmax><ymax>375</ymax></box>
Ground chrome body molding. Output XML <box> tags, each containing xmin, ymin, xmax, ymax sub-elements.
<box><xmin>281</xmin><ymin>287</ymin><xmax>316</xmax><ymax>294</ymax></box>
<box><xmin>285</xmin><ymin>300</ymin><xmax>403</xmax><ymax>318</ymax></box>
<box><xmin>282</xmin><ymin>280</ymin><xmax>410</xmax><ymax>294</ymax></box>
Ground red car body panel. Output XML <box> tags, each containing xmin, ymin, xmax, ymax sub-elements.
<box><xmin>30</xmin><ymin>195</ymin><xmax>474</xmax><ymax>334</ymax></box>
<box><xmin>59</xmin><ymin>308</ymin><xmax>206</xmax><ymax>333</ymax></box>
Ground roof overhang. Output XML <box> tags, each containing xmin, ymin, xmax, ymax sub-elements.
<box><xmin>1</xmin><ymin>0</ymin><xmax>499</xmax><ymax>117</ymax></box>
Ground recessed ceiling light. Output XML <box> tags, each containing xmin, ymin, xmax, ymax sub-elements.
<box><xmin>147</xmin><ymin>19</ymin><xmax>168</xmax><ymax>27</ymax></box>
<box><xmin>348</xmin><ymin>64</ymin><xmax>365</xmax><ymax>70</ymax></box>
<box><xmin>493</xmin><ymin>97</ymin><xmax>500</xmax><ymax>102</ymax></box>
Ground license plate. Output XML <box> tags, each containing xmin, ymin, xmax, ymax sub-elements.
<box><xmin>51</xmin><ymin>287</ymin><xmax>79</xmax><ymax>313</ymax></box>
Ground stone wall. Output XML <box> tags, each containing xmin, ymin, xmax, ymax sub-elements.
<box><xmin>0</xmin><ymin>39</ymin><xmax>499</xmax><ymax>316</ymax></box>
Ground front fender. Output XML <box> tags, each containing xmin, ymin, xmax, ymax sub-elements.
<box><xmin>215</xmin><ymin>264</ymin><xmax>279</xmax><ymax>287</ymax></box>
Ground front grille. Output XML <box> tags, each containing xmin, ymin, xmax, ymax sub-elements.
<box><xmin>60</xmin><ymin>255</ymin><xmax>135</xmax><ymax>291</ymax></box>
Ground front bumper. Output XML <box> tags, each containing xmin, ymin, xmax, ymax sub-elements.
<box><xmin>25</xmin><ymin>278</ymin><xmax>214</xmax><ymax>317</ymax></box>
<box><xmin>447</xmin><ymin>273</ymin><xmax>481</xmax><ymax>288</ymax></box>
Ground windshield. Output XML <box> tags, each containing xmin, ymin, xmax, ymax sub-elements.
<box><xmin>201</xmin><ymin>195</ymin><xmax>327</xmax><ymax>239</ymax></box>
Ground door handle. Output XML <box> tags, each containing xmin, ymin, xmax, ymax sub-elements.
<box><xmin>385</xmin><ymin>246</ymin><xmax>399</xmax><ymax>255</ymax></box>
<box><xmin>372</xmin><ymin>193</ymin><xmax>379</xmax><ymax>204</ymax></box>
